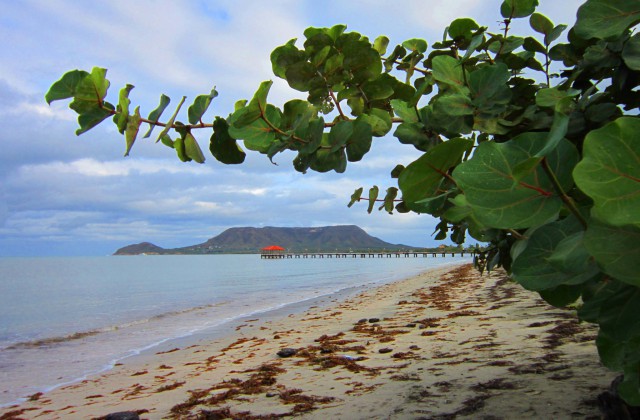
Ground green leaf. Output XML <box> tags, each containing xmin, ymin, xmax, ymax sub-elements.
<box><xmin>398</xmin><ymin>138</ymin><xmax>474</xmax><ymax>212</ymax></box>
<box><xmin>362</xmin><ymin>75</ymin><xmax>395</xmax><ymax>100</ymax></box>
<box><xmin>367</xmin><ymin>186</ymin><xmax>379</xmax><ymax>214</ymax></box>
<box><xmin>155</xmin><ymin>96</ymin><xmax>186</xmax><ymax>143</ymax></box>
<box><xmin>585</xmin><ymin>220</ymin><xmax>640</xmax><ymax>286</ymax></box>
<box><xmin>453</xmin><ymin>133</ymin><xmax>579</xmax><ymax>229</ymax></box>
<box><xmin>432</xmin><ymin>55</ymin><xmax>466</xmax><ymax>93</ymax></box>
<box><xmin>361</xmin><ymin>108</ymin><xmax>392</xmax><ymax>136</ymax></box>
<box><xmin>124</xmin><ymin>106</ymin><xmax>141</xmax><ymax>157</ymax></box>
<box><xmin>285</xmin><ymin>61</ymin><xmax>318</xmax><ymax>91</ymax></box>
<box><xmin>394</xmin><ymin>122</ymin><xmax>436</xmax><ymax>151</ymax></box>
<box><xmin>270</xmin><ymin>39</ymin><xmax>306</xmax><ymax>79</ymax></box>
<box><xmin>380</xmin><ymin>187</ymin><xmax>399</xmax><ymax>213</ymax></box>
<box><xmin>115</xmin><ymin>84</ymin><xmax>134</xmax><ymax>134</ymax></box>
<box><xmin>539</xmin><ymin>284</ymin><xmax>584</xmax><ymax>307</ymax></box>
<box><xmin>468</xmin><ymin>63</ymin><xmax>511</xmax><ymax>111</ymax></box>
<box><xmin>45</xmin><ymin>69</ymin><xmax>89</xmax><ymax>104</ymax></box>
<box><xmin>228</xmin><ymin>104</ymin><xmax>281</xmax><ymax>153</ymax></box>
<box><xmin>209</xmin><ymin>117</ymin><xmax>246</xmax><ymax>164</ymax></box>
<box><xmin>511</xmin><ymin>217</ymin><xmax>599</xmax><ymax>291</ymax></box>
<box><xmin>160</xmin><ymin>134</ymin><xmax>174</xmax><ymax>149</ymax></box>
<box><xmin>373</xmin><ymin>35</ymin><xmax>389</xmax><ymax>55</ymax></box>
<box><xmin>390</xmin><ymin>99</ymin><xmax>418</xmax><ymax>123</ymax></box>
<box><xmin>448</xmin><ymin>18</ymin><xmax>480</xmax><ymax>41</ymax></box>
<box><xmin>348</xmin><ymin>187</ymin><xmax>363</xmax><ymax>208</ymax></box>
<box><xmin>188</xmin><ymin>88</ymin><xmax>218</xmax><ymax>124</ymax></box>
<box><xmin>535</xmin><ymin>87</ymin><xmax>579</xmax><ymax>107</ymax></box>
<box><xmin>402</xmin><ymin>38</ymin><xmax>428</xmax><ymax>53</ymax></box>
<box><xmin>248</xmin><ymin>81</ymin><xmax>273</xmax><ymax>113</ymax></box>
<box><xmin>75</xmin><ymin>104</ymin><xmax>114</xmax><ymax>136</ymax></box>
<box><xmin>574</xmin><ymin>117</ymin><xmax>640</xmax><ymax>226</ymax></box>
<box><xmin>623</xmin><ymin>33</ymin><xmax>640</xmax><ymax>70</ymax></box>
<box><xmin>174</xmin><ymin>135</ymin><xmax>190</xmax><ymax>162</ymax></box>
<box><xmin>434</xmin><ymin>94</ymin><xmax>474</xmax><ymax>116</ymax></box>
<box><xmin>143</xmin><ymin>94</ymin><xmax>170</xmax><ymax>138</ymax></box>
<box><xmin>545</xmin><ymin>24</ymin><xmax>567</xmax><ymax>45</ymax></box>
<box><xmin>341</xmin><ymin>38</ymin><xmax>382</xmax><ymax>82</ymax></box>
<box><xmin>500</xmin><ymin>0</ymin><xmax>539</xmax><ymax>19</ymax></box>
<box><xmin>574</xmin><ymin>0</ymin><xmax>640</xmax><ymax>40</ymax></box>
<box><xmin>184</xmin><ymin>132</ymin><xmax>205</xmax><ymax>163</ymax></box>
<box><xmin>346</xmin><ymin>118</ymin><xmax>373</xmax><ymax>162</ymax></box>
<box><xmin>328</xmin><ymin>120</ymin><xmax>353</xmax><ymax>152</ymax></box>
<box><xmin>529</xmin><ymin>12</ymin><xmax>554</xmax><ymax>35</ymax></box>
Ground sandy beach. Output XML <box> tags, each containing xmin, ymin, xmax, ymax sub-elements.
<box><xmin>1</xmin><ymin>263</ymin><xmax>613</xmax><ymax>419</ymax></box>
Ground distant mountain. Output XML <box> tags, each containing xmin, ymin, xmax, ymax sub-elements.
<box><xmin>113</xmin><ymin>225</ymin><xmax>414</xmax><ymax>255</ymax></box>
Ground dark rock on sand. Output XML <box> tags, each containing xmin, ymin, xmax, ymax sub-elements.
<box><xmin>277</xmin><ymin>348</ymin><xmax>298</xmax><ymax>358</ymax></box>
<box><xmin>379</xmin><ymin>348</ymin><xmax>393</xmax><ymax>354</ymax></box>
<box><xmin>105</xmin><ymin>412</ymin><xmax>140</xmax><ymax>420</ymax></box>
<box><xmin>368</xmin><ymin>318</ymin><xmax>380</xmax><ymax>323</ymax></box>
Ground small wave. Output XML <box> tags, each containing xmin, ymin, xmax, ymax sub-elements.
<box><xmin>3</xmin><ymin>301</ymin><xmax>232</xmax><ymax>351</ymax></box>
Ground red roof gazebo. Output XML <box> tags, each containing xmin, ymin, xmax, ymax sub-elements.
<box><xmin>261</xmin><ymin>245</ymin><xmax>285</xmax><ymax>258</ymax></box>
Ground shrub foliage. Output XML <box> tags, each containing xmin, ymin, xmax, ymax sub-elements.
<box><xmin>47</xmin><ymin>0</ymin><xmax>640</xmax><ymax>403</ymax></box>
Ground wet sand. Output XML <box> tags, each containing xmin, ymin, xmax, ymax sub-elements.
<box><xmin>0</xmin><ymin>264</ymin><xmax>612</xmax><ymax>419</ymax></box>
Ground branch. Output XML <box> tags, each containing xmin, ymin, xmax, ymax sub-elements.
<box><xmin>541</xmin><ymin>157</ymin><xmax>588</xmax><ymax>228</ymax></box>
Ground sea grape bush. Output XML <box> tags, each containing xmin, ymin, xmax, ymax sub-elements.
<box><xmin>47</xmin><ymin>0</ymin><xmax>640</xmax><ymax>404</ymax></box>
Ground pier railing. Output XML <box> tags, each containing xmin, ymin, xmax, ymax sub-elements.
<box><xmin>260</xmin><ymin>251</ymin><xmax>471</xmax><ymax>259</ymax></box>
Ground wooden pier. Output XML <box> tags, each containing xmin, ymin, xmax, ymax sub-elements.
<box><xmin>260</xmin><ymin>251</ymin><xmax>470</xmax><ymax>259</ymax></box>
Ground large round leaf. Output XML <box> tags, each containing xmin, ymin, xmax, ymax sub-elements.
<box><xmin>453</xmin><ymin>133</ymin><xmax>579</xmax><ymax>229</ymax></box>
<box><xmin>511</xmin><ymin>216</ymin><xmax>599</xmax><ymax>291</ymax></box>
<box><xmin>574</xmin><ymin>117</ymin><xmax>640</xmax><ymax>226</ymax></box>
<box><xmin>398</xmin><ymin>138</ymin><xmax>473</xmax><ymax>212</ymax></box>
<box><xmin>585</xmin><ymin>220</ymin><xmax>640</xmax><ymax>287</ymax></box>
<box><xmin>574</xmin><ymin>0</ymin><xmax>640</xmax><ymax>40</ymax></box>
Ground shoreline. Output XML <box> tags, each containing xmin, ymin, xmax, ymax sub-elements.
<box><xmin>0</xmin><ymin>263</ymin><xmax>613</xmax><ymax>419</ymax></box>
<box><xmin>0</xmin><ymin>260</ymin><xmax>463</xmax><ymax>409</ymax></box>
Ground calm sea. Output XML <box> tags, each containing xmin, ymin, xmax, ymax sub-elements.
<box><xmin>0</xmin><ymin>254</ymin><xmax>468</xmax><ymax>406</ymax></box>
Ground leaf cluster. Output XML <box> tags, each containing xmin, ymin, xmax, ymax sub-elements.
<box><xmin>46</xmin><ymin>0</ymin><xmax>640</xmax><ymax>405</ymax></box>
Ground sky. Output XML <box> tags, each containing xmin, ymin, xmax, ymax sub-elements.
<box><xmin>0</xmin><ymin>0</ymin><xmax>584</xmax><ymax>256</ymax></box>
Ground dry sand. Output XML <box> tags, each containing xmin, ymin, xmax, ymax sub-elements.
<box><xmin>0</xmin><ymin>263</ymin><xmax>613</xmax><ymax>419</ymax></box>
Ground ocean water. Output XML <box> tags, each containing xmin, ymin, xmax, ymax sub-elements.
<box><xmin>0</xmin><ymin>254</ymin><xmax>468</xmax><ymax>406</ymax></box>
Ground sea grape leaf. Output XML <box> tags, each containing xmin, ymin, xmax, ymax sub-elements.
<box><xmin>398</xmin><ymin>138</ymin><xmax>474</xmax><ymax>212</ymax></box>
<box><xmin>623</xmin><ymin>33</ymin><xmax>640</xmax><ymax>71</ymax></box>
<box><xmin>545</xmin><ymin>24</ymin><xmax>567</xmax><ymax>45</ymax></box>
<box><xmin>402</xmin><ymin>38</ymin><xmax>428</xmax><ymax>53</ymax></box>
<box><xmin>188</xmin><ymin>88</ymin><xmax>218</xmax><ymax>124</ymax></box>
<box><xmin>500</xmin><ymin>0</ymin><xmax>539</xmax><ymax>19</ymax></box>
<box><xmin>584</xmin><ymin>220</ymin><xmax>640</xmax><ymax>286</ymax></box>
<box><xmin>529</xmin><ymin>12</ymin><xmax>554</xmax><ymax>35</ymax></box>
<box><xmin>468</xmin><ymin>63</ymin><xmax>511</xmax><ymax>111</ymax></box>
<box><xmin>75</xmin><ymin>104</ymin><xmax>114</xmax><ymax>136</ymax></box>
<box><xmin>45</xmin><ymin>69</ymin><xmax>89</xmax><ymax>104</ymax></box>
<box><xmin>373</xmin><ymin>35</ymin><xmax>389</xmax><ymax>55</ymax></box>
<box><xmin>432</xmin><ymin>55</ymin><xmax>466</xmax><ymax>93</ymax></box>
<box><xmin>380</xmin><ymin>187</ymin><xmax>399</xmax><ymax>214</ymax></box>
<box><xmin>143</xmin><ymin>94</ymin><xmax>170</xmax><ymax>138</ymax></box>
<box><xmin>270</xmin><ymin>39</ymin><xmax>306</xmax><ymax>80</ymax></box>
<box><xmin>511</xmin><ymin>217</ymin><xmax>599</xmax><ymax>291</ymax></box>
<box><xmin>539</xmin><ymin>284</ymin><xmax>584</xmax><ymax>307</ymax></box>
<box><xmin>184</xmin><ymin>132</ymin><xmax>205</xmax><ymax>163</ymax></box>
<box><xmin>448</xmin><ymin>18</ymin><xmax>480</xmax><ymax>41</ymax></box>
<box><xmin>346</xmin><ymin>118</ymin><xmax>373</xmax><ymax>162</ymax></box>
<box><xmin>124</xmin><ymin>106</ymin><xmax>141</xmax><ymax>156</ymax></box>
<box><xmin>453</xmin><ymin>133</ymin><xmax>578</xmax><ymax>229</ymax></box>
<box><xmin>348</xmin><ymin>187</ymin><xmax>363</xmax><ymax>208</ymax></box>
<box><xmin>367</xmin><ymin>186</ymin><xmax>379</xmax><ymax>214</ymax></box>
<box><xmin>573</xmin><ymin>117</ymin><xmax>640</xmax><ymax>226</ymax></box>
<box><xmin>574</xmin><ymin>0</ymin><xmax>640</xmax><ymax>40</ymax></box>
<box><xmin>361</xmin><ymin>108</ymin><xmax>392</xmax><ymax>136</ymax></box>
<box><xmin>328</xmin><ymin>120</ymin><xmax>353</xmax><ymax>152</ymax></box>
<box><xmin>390</xmin><ymin>99</ymin><xmax>419</xmax><ymax>123</ymax></box>
<box><xmin>228</xmin><ymin>105</ymin><xmax>281</xmax><ymax>153</ymax></box>
<box><xmin>210</xmin><ymin>117</ymin><xmax>246</xmax><ymax>164</ymax></box>
<box><xmin>174</xmin><ymin>135</ymin><xmax>190</xmax><ymax>162</ymax></box>
<box><xmin>155</xmin><ymin>96</ymin><xmax>185</xmax><ymax>143</ymax></box>
<box><xmin>434</xmin><ymin>94</ymin><xmax>474</xmax><ymax>116</ymax></box>
<box><xmin>115</xmin><ymin>84</ymin><xmax>134</xmax><ymax>134</ymax></box>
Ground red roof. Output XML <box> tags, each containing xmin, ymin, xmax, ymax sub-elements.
<box><xmin>261</xmin><ymin>245</ymin><xmax>285</xmax><ymax>251</ymax></box>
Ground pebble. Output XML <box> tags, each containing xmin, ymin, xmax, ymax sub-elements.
<box><xmin>277</xmin><ymin>348</ymin><xmax>297</xmax><ymax>358</ymax></box>
<box><xmin>368</xmin><ymin>318</ymin><xmax>380</xmax><ymax>323</ymax></box>
<box><xmin>379</xmin><ymin>348</ymin><xmax>393</xmax><ymax>354</ymax></box>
